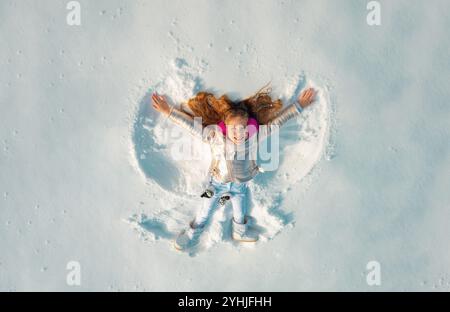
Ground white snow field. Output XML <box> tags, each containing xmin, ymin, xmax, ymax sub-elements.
<box><xmin>1</xmin><ymin>0</ymin><xmax>449</xmax><ymax>291</ymax></box>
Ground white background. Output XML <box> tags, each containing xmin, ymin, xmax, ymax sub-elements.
<box><xmin>1</xmin><ymin>0</ymin><xmax>449</xmax><ymax>291</ymax></box>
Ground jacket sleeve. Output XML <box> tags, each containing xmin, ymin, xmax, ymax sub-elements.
<box><xmin>258</xmin><ymin>102</ymin><xmax>303</xmax><ymax>141</ymax></box>
<box><xmin>167</xmin><ymin>106</ymin><xmax>205</xmax><ymax>140</ymax></box>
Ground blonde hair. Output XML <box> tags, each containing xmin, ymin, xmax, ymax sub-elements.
<box><xmin>182</xmin><ymin>83</ymin><xmax>283</xmax><ymax>126</ymax></box>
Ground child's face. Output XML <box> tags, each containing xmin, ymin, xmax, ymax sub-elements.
<box><xmin>226</xmin><ymin>116</ymin><xmax>249</xmax><ymax>144</ymax></box>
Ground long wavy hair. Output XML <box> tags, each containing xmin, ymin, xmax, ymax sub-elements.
<box><xmin>181</xmin><ymin>83</ymin><xmax>283</xmax><ymax>126</ymax></box>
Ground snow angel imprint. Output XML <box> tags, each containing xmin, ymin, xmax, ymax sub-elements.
<box><xmin>151</xmin><ymin>84</ymin><xmax>317</xmax><ymax>251</ymax></box>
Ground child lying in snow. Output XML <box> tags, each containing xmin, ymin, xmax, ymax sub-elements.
<box><xmin>151</xmin><ymin>85</ymin><xmax>316</xmax><ymax>251</ymax></box>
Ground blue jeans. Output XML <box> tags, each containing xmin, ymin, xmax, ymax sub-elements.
<box><xmin>194</xmin><ymin>179</ymin><xmax>248</xmax><ymax>227</ymax></box>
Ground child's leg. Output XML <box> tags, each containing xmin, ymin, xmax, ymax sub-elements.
<box><xmin>193</xmin><ymin>181</ymin><xmax>228</xmax><ymax>228</ymax></box>
<box><xmin>193</xmin><ymin>195</ymin><xmax>220</xmax><ymax>228</ymax></box>
<box><xmin>230</xmin><ymin>183</ymin><xmax>248</xmax><ymax>224</ymax></box>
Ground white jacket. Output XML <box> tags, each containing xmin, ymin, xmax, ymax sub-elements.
<box><xmin>168</xmin><ymin>102</ymin><xmax>303</xmax><ymax>183</ymax></box>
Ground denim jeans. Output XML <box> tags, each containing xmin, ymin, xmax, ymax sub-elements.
<box><xmin>194</xmin><ymin>179</ymin><xmax>248</xmax><ymax>227</ymax></box>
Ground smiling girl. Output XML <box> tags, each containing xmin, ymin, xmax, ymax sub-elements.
<box><xmin>151</xmin><ymin>85</ymin><xmax>316</xmax><ymax>251</ymax></box>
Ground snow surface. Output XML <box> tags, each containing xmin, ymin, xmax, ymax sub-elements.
<box><xmin>1</xmin><ymin>0</ymin><xmax>449</xmax><ymax>291</ymax></box>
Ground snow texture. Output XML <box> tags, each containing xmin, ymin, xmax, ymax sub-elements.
<box><xmin>0</xmin><ymin>0</ymin><xmax>449</xmax><ymax>291</ymax></box>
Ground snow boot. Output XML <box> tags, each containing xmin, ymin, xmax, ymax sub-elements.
<box><xmin>232</xmin><ymin>218</ymin><xmax>258</xmax><ymax>243</ymax></box>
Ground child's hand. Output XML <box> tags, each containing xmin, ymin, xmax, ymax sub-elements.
<box><xmin>151</xmin><ymin>92</ymin><xmax>171</xmax><ymax>116</ymax></box>
<box><xmin>298</xmin><ymin>88</ymin><xmax>317</xmax><ymax>108</ymax></box>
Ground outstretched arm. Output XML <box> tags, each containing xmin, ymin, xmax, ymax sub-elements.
<box><xmin>259</xmin><ymin>88</ymin><xmax>317</xmax><ymax>140</ymax></box>
<box><xmin>152</xmin><ymin>92</ymin><xmax>204</xmax><ymax>140</ymax></box>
